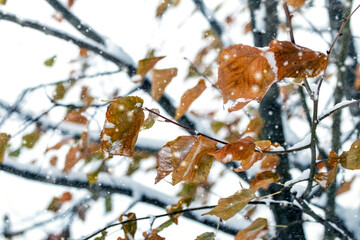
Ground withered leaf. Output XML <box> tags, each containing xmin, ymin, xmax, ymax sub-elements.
<box><xmin>44</xmin><ymin>55</ymin><xmax>56</xmax><ymax>67</ymax></box>
<box><xmin>59</xmin><ymin>192</ymin><xmax>72</xmax><ymax>203</ymax></box>
<box><xmin>46</xmin><ymin>139</ymin><xmax>73</xmax><ymax>152</ymax></box>
<box><xmin>337</xmin><ymin>176</ymin><xmax>356</xmax><ymax>196</ymax></box>
<box><xmin>315</xmin><ymin>168</ymin><xmax>338</xmax><ymax>189</ymax></box>
<box><xmin>143</xmin><ymin>230</ymin><xmax>165</xmax><ymax>240</ymax></box>
<box><xmin>22</xmin><ymin>128</ymin><xmax>41</xmax><ymax>149</ymax></box>
<box><xmin>155</xmin><ymin>136</ymin><xmax>196</xmax><ymax>184</ymax></box>
<box><xmin>63</xmin><ymin>145</ymin><xmax>81</xmax><ymax>173</ymax></box>
<box><xmin>209</xmin><ymin>136</ymin><xmax>255</xmax><ymax>164</ymax></box>
<box><xmin>286</xmin><ymin>0</ymin><xmax>306</xmax><ymax>8</ymax></box>
<box><xmin>260</xmin><ymin>155</ymin><xmax>279</xmax><ymax>171</ymax></box>
<box><xmin>0</xmin><ymin>0</ymin><xmax>6</xmax><ymax>5</ymax></box>
<box><xmin>235</xmin><ymin>218</ymin><xmax>268</xmax><ymax>240</ymax></box>
<box><xmin>142</xmin><ymin>108</ymin><xmax>160</xmax><ymax>130</ymax></box>
<box><xmin>340</xmin><ymin>139</ymin><xmax>360</xmax><ymax>170</ymax></box>
<box><xmin>136</xmin><ymin>56</ymin><xmax>165</xmax><ymax>82</ymax></box>
<box><xmin>172</xmin><ymin>135</ymin><xmax>217</xmax><ymax>185</ymax></box>
<box><xmin>217</xmin><ymin>44</ymin><xmax>275</xmax><ymax>112</ymax></box>
<box><xmin>101</xmin><ymin>96</ymin><xmax>144</xmax><ymax>159</ymax></box>
<box><xmin>245</xmin><ymin>117</ymin><xmax>264</xmax><ymax>136</ymax></box>
<box><xmin>47</xmin><ymin>197</ymin><xmax>62</xmax><ymax>213</ymax></box>
<box><xmin>195</xmin><ymin>232</ymin><xmax>215</xmax><ymax>240</ymax></box>
<box><xmin>174</xmin><ymin>79</ymin><xmax>206</xmax><ymax>120</ymax></box>
<box><xmin>204</xmin><ymin>189</ymin><xmax>256</xmax><ymax>220</ymax></box>
<box><xmin>64</xmin><ymin>110</ymin><xmax>88</xmax><ymax>125</ymax></box>
<box><xmin>0</xmin><ymin>133</ymin><xmax>10</xmax><ymax>162</ymax></box>
<box><xmin>156</xmin><ymin>0</ymin><xmax>169</xmax><ymax>18</ymax></box>
<box><xmin>250</xmin><ymin>171</ymin><xmax>280</xmax><ymax>191</ymax></box>
<box><xmin>152</xmin><ymin>68</ymin><xmax>177</xmax><ymax>101</ymax></box>
<box><xmin>217</xmin><ymin>40</ymin><xmax>327</xmax><ymax>112</ymax></box>
<box><xmin>119</xmin><ymin>212</ymin><xmax>137</xmax><ymax>240</ymax></box>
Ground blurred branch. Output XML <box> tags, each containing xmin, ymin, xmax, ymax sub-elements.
<box><xmin>0</xmin><ymin>162</ymin><xmax>239</xmax><ymax>236</ymax></box>
<box><xmin>45</xmin><ymin>0</ymin><xmax>105</xmax><ymax>45</ymax></box>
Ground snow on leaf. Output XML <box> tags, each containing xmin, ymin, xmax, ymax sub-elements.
<box><xmin>217</xmin><ymin>44</ymin><xmax>275</xmax><ymax>112</ymax></box>
<box><xmin>195</xmin><ymin>232</ymin><xmax>215</xmax><ymax>240</ymax></box>
<box><xmin>172</xmin><ymin>135</ymin><xmax>217</xmax><ymax>185</ymax></box>
<box><xmin>209</xmin><ymin>136</ymin><xmax>255</xmax><ymax>164</ymax></box>
<box><xmin>315</xmin><ymin>167</ymin><xmax>337</xmax><ymax>189</ymax></box>
<box><xmin>235</xmin><ymin>218</ymin><xmax>268</xmax><ymax>240</ymax></box>
<box><xmin>143</xmin><ymin>230</ymin><xmax>165</xmax><ymax>240</ymax></box>
<box><xmin>155</xmin><ymin>136</ymin><xmax>196</xmax><ymax>184</ymax></box>
<box><xmin>250</xmin><ymin>171</ymin><xmax>280</xmax><ymax>191</ymax></box>
<box><xmin>286</xmin><ymin>0</ymin><xmax>306</xmax><ymax>8</ymax></box>
<box><xmin>136</xmin><ymin>56</ymin><xmax>165</xmax><ymax>83</ymax></box>
<box><xmin>174</xmin><ymin>79</ymin><xmax>206</xmax><ymax>120</ymax></box>
<box><xmin>0</xmin><ymin>133</ymin><xmax>10</xmax><ymax>162</ymax></box>
<box><xmin>268</xmin><ymin>40</ymin><xmax>327</xmax><ymax>80</ymax></box>
<box><xmin>100</xmin><ymin>96</ymin><xmax>144</xmax><ymax>159</ymax></box>
<box><xmin>203</xmin><ymin>189</ymin><xmax>256</xmax><ymax>220</ymax></box>
<box><xmin>217</xmin><ymin>40</ymin><xmax>327</xmax><ymax>112</ymax></box>
<box><xmin>340</xmin><ymin>139</ymin><xmax>360</xmax><ymax>170</ymax></box>
<box><xmin>119</xmin><ymin>212</ymin><xmax>137</xmax><ymax>240</ymax></box>
<box><xmin>152</xmin><ymin>68</ymin><xmax>177</xmax><ymax>101</ymax></box>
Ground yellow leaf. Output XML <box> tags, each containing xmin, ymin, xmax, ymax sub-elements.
<box><xmin>174</xmin><ymin>79</ymin><xmax>206</xmax><ymax>120</ymax></box>
<box><xmin>136</xmin><ymin>56</ymin><xmax>165</xmax><ymax>83</ymax></box>
<box><xmin>0</xmin><ymin>133</ymin><xmax>10</xmax><ymax>162</ymax></box>
<box><xmin>22</xmin><ymin>128</ymin><xmax>41</xmax><ymax>149</ymax></box>
<box><xmin>44</xmin><ymin>55</ymin><xmax>56</xmax><ymax>67</ymax></box>
<box><xmin>152</xmin><ymin>68</ymin><xmax>177</xmax><ymax>101</ymax></box>
<box><xmin>0</xmin><ymin>0</ymin><xmax>6</xmax><ymax>5</ymax></box>
<box><xmin>245</xmin><ymin>117</ymin><xmax>264</xmax><ymax>136</ymax></box>
<box><xmin>235</xmin><ymin>218</ymin><xmax>268</xmax><ymax>240</ymax></box>
<box><xmin>204</xmin><ymin>189</ymin><xmax>256</xmax><ymax>220</ymax></box>
<box><xmin>100</xmin><ymin>96</ymin><xmax>144</xmax><ymax>159</ymax></box>
<box><xmin>341</xmin><ymin>139</ymin><xmax>360</xmax><ymax>170</ymax></box>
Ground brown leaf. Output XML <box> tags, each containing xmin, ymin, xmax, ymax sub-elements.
<box><xmin>64</xmin><ymin>110</ymin><xmax>88</xmax><ymax>125</ymax></box>
<box><xmin>340</xmin><ymin>139</ymin><xmax>360</xmax><ymax>170</ymax></box>
<box><xmin>80</xmin><ymin>86</ymin><xmax>94</xmax><ymax>107</ymax></box>
<box><xmin>136</xmin><ymin>56</ymin><xmax>165</xmax><ymax>82</ymax></box>
<box><xmin>100</xmin><ymin>96</ymin><xmax>144</xmax><ymax>159</ymax></box>
<box><xmin>152</xmin><ymin>68</ymin><xmax>177</xmax><ymax>101</ymax></box>
<box><xmin>63</xmin><ymin>146</ymin><xmax>81</xmax><ymax>173</ymax></box>
<box><xmin>155</xmin><ymin>136</ymin><xmax>196</xmax><ymax>184</ymax></box>
<box><xmin>235</xmin><ymin>218</ymin><xmax>268</xmax><ymax>240</ymax></box>
<box><xmin>119</xmin><ymin>212</ymin><xmax>137</xmax><ymax>240</ymax></box>
<box><xmin>250</xmin><ymin>171</ymin><xmax>280</xmax><ymax>191</ymax></box>
<box><xmin>315</xmin><ymin>167</ymin><xmax>338</xmax><ymax>189</ymax></box>
<box><xmin>209</xmin><ymin>136</ymin><xmax>255</xmax><ymax>164</ymax></box>
<box><xmin>46</xmin><ymin>139</ymin><xmax>72</xmax><ymax>152</ymax></box>
<box><xmin>286</xmin><ymin>0</ymin><xmax>306</xmax><ymax>8</ymax></box>
<box><xmin>142</xmin><ymin>108</ymin><xmax>160</xmax><ymax>130</ymax></box>
<box><xmin>49</xmin><ymin>156</ymin><xmax>58</xmax><ymax>167</ymax></box>
<box><xmin>156</xmin><ymin>0</ymin><xmax>169</xmax><ymax>18</ymax></box>
<box><xmin>79</xmin><ymin>48</ymin><xmax>88</xmax><ymax>58</ymax></box>
<box><xmin>0</xmin><ymin>133</ymin><xmax>10</xmax><ymax>162</ymax></box>
<box><xmin>47</xmin><ymin>197</ymin><xmax>62</xmax><ymax>213</ymax></box>
<box><xmin>269</xmin><ymin>40</ymin><xmax>327</xmax><ymax>80</ymax></box>
<box><xmin>260</xmin><ymin>155</ymin><xmax>279</xmax><ymax>171</ymax></box>
<box><xmin>337</xmin><ymin>176</ymin><xmax>356</xmax><ymax>196</ymax></box>
<box><xmin>245</xmin><ymin>117</ymin><xmax>264</xmax><ymax>136</ymax></box>
<box><xmin>217</xmin><ymin>44</ymin><xmax>275</xmax><ymax>112</ymax></box>
<box><xmin>172</xmin><ymin>135</ymin><xmax>216</xmax><ymax>185</ymax></box>
<box><xmin>59</xmin><ymin>192</ymin><xmax>72</xmax><ymax>203</ymax></box>
<box><xmin>204</xmin><ymin>189</ymin><xmax>256</xmax><ymax>220</ymax></box>
<box><xmin>67</xmin><ymin>0</ymin><xmax>75</xmax><ymax>8</ymax></box>
<box><xmin>354</xmin><ymin>64</ymin><xmax>360</xmax><ymax>90</ymax></box>
<box><xmin>143</xmin><ymin>230</ymin><xmax>165</xmax><ymax>240</ymax></box>
<box><xmin>174</xmin><ymin>79</ymin><xmax>206</xmax><ymax>120</ymax></box>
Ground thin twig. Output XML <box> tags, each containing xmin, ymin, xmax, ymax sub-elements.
<box><xmin>282</xmin><ymin>2</ymin><xmax>295</xmax><ymax>44</ymax></box>
<box><xmin>318</xmin><ymin>99</ymin><xmax>360</xmax><ymax>122</ymax></box>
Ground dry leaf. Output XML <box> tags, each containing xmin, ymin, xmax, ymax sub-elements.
<box><xmin>46</xmin><ymin>139</ymin><xmax>72</xmax><ymax>152</ymax></box>
<box><xmin>143</xmin><ymin>230</ymin><xmax>165</xmax><ymax>240</ymax></box>
<box><xmin>195</xmin><ymin>232</ymin><xmax>215</xmax><ymax>240</ymax></box>
<box><xmin>204</xmin><ymin>189</ymin><xmax>256</xmax><ymax>220</ymax></box>
<box><xmin>250</xmin><ymin>171</ymin><xmax>280</xmax><ymax>191</ymax></box>
<box><xmin>260</xmin><ymin>155</ymin><xmax>279</xmax><ymax>171</ymax></box>
<box><xmin>64</xmin><ymin>110</ymin><xmax>88</xmax><ymax>125</ymax></box>
<box><xmin>340</xmin><ymin>139</ymin><xmax>360</xmax><ymax>170</ymax></box>
<box><xmin>286</xmin><ymin>0</ymin><xmax>306</xmax><ymax>8</ymax></box>
<box><xmin>174</xmin><ymin>79</ymin><xmax>206</xmax><ymax>120</ymax></box>
<box><xmin>337</xmin><ymin>176</ymin><xmax>356</xmax><ymax>196</ymax></box>
<box><xmin>63</xmin><ymin>145</ymin><xmax>81</xmax><ymax>173</ymax></box>
<box><xmin>101</xmin><ymin>96</ymin><xmax>144</xmax><ymax>159</ymax></box>
<box><xmin>136</xmin><ymin>56</ymin><xmax>165</xmax><ymax>83</ymax></box>
<box><xmin>119</xmin><ymin>212</ymin><xmax>137</xmax><ymax>240</ymax></box>
<box><xmin>235</xmin><ymin>218</ymin><xmax>268</xmax><ymax>240</ymax></box>
<box><xmin>152</xmin><ymin>68</ymin><xmax>177</xmax><ymax>101</ymax></box>
<box><xmin>0</xmin><ymin>133</ymin><xmax>10</xmax><ymax>162</ymax></box>
<box><xmin>142</xmin><ymin>108</ymin><xmax>160</xmax><ymax>130</ymax></box>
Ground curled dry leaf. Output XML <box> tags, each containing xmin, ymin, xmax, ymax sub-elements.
<box><xmin>217</xmin><ymin>40</ymin><xmax>327</xmax><ymax>112</ymax></box>
<box><xmin>0</xmin><ymin>133</ymin><xmax>10</xmax><ymax>162</ymax></box>
<box><xmin>340</xmin><ymin>139</ymin><xmax>360</xmax><ymax>170</ymax></box>
<box><xmin>155</xmin><ymin>135</ymin><xmax>216</xmax><ymax>185</ymax></box>
<box><xmin>152</xmin><ymin>68</ymin><xmax>177</xmax><ymax>101</ymax></box>
<box><xmin>286</xmin><ymin>0</ymin><xmax>306</xmax><ymax>8</ymax></box>
<box><xmin>204</xmin><ymin>189</ymin><xmax>256</xmax><ymax>220</ymax></box>
<box><xmin>174</xmin><ymin>79</ymin><xmax>206</xmax><ymax>120</ymax></box>
<box><xmin>235</xmin><ymin>218</ymin><xmax>268</xmax><ymax>240</ymax></box>
<box><xmin>135</xmin><ymin>56</ymin><xmax>165</xmax><ymax>83</ymax></box>
<box><xmin>315</xmin><ymin>151</ymin><xmax>339</xmax><ymax>189</ymax></box>
<box><xmin>101</xmin><ymin>96</ymin><xmax>144</xmax><ymax>159</ymax></box>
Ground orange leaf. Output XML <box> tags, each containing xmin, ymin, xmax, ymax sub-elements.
<box><xmin>46</xmin><ymin>139</ymin><xmax>72</xmax><ymax>152</ymax></box>
<box><xmin>354</xmin><ymin>64</ymin><xmax>360</xmax><ymax>90</ymax></box>
<box><xmin>174</xmin><ymin>79</ymin><xmax>206</xmax><ymax>120</ymax></box>
<box><xmin>209</xmin><ymin>136</ymin><xmax>255</xmax><ymax>164</ymax></box>
<box><xmin>64</xmin><ymin>110</ymin><xmax>88</xmax><ymax>125</ymax></box>
<box><xmin>286</xmin><ymin>0</ymin><xmax>306</xmax><ymax>8</ymax></box>
<box><xmin>268</xmin><ymin>40</ymin><xmax>327</xmax><ymax>80</ymax></box>
<box><xmin>152</xmin><ymin>68</ymin><xmax>177</xmax><ymax>101</ymax></box>
<box><xmin>100</xmin><ymin>96</ymin><xmax>144</xmax><ymax>159</ymax></box>
<box><xmin>49</xmin><ymin>156</ymin><xmax>58</xmax><ymax>166</ymax></box>
<box><xmin>136</xmin><ymin>56</ymin><xmax>165</xmax><ymax>83</ymax></box>
<box><xmin>337</xmin><ymin>176</ymin><xmax>356</xmax><ymax>196</ymax></box>
<box><xmin>245</xmin><ymin>117</ymin><xmax>264</xmax><ymax>136</ymax></box>
<box><xmin>59</xmin><ymin>192</ymin><xmax>72</xmax><ymax>203</ymax></box>
<box><xmin>250</xmin><ymin>171</ymin><xmax>280</xmax><ymax>191</ymax></box>
<box><xmin>217</xmin><ymin>44</ymin><xmax>275</xmax><ymax>112</ymax></box>
<box><xmin>0</xmin><ymin>133</ymin><xmax>10</xmax><ymax>163</ymax></box>
<box><xmin>260</xmin><ymin>155</ymin><xmax>279</xmax><ymax>171</ymax></box>
<box><xmin>314</xmin><ymin>167</ymin><xmax>338</xmax><ymax>189</ymax></box>
<box><xmin>155</xmin><ymin>136</ymin><xmax>196</xmax><ymax>184</ymax></box>
<box><xmin>204</xmin><ymin>189</ymin><xmax>256</xmax><ymax>220</ymax></box>
<box><xmin>235</xmin><ymin>218</ymin><xmax>268</xmax><ymax>240</ymax></box>
<box><xmin>143</xmin><ymin>230</ymin><xmax>165</xmax><ymax>240</ymax></box>
<box><xmin>67</xmin><ymin>0</ymin><xmax>75</xmax><ymax>8</ymax></box>
<box><xmin>172</xmin><ymin>135</ymin><xmax>217</xmax><ymax>185</ymax></box>
<box><xmin>63</xmin><ymin>145</ymin><xmax>81</xmax><ymax>173</ymax></box>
